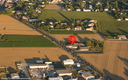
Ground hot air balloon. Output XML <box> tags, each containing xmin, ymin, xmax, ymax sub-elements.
<box><xmin>68</xmin><ymin>35</ymin><xmax>77</xmax><ymax>44</ymax></box>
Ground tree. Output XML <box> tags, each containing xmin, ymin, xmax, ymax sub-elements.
<box><xmin>6</xmin><ymin>9</ymin><xmax>12</xmax><ymax>15</ymax></box>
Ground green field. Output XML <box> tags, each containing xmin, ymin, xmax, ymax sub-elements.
<box><xmin>39</xmin><ymin>11</ymin><xmax>128</xmax><ymax>35</ymax></box>
<box><xmin>0</xmin><ymin>35</ymin><xmax>57</xmax><ymax>47</ymax></box>
<box><xmin>48</xmin><ymin>30</ymin><xmax>94</xmax><ymax>34</ymax></box>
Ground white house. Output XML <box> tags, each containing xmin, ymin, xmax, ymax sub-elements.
<box><xmin>57</xmin><ymin>69</ymin><xmax>72</xmax><ymax>76</ymax></box>
<box><xmin>29</xmin><ymin>64</ymin><xmax>48</xmax><ymax>69</ymax></box>
<box><xmin>49</xmin><ymin>76</ymin><xmax>63</xmax><ymax>80</ymax></box>
<box><xmin>63</xmin><ymin>59</ymin><xmax>74</xmax><ymax>65</ymax></box>
<box><xmin>82</xmin><ymin>73</ymin><xmax>95</xmax><ymax>80</ymax></box>
<box><xmin>11</xmin><ymin>73</ymin><xmax>20</xmax><ymax>79</ymax></box>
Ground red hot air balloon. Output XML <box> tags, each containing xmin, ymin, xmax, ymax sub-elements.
<box><xmin>68</xmin><ymin>35</ymin><xmax>77</xmax><ymax>44</ymax></box>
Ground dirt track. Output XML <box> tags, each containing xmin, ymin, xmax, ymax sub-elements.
<box><xmin>79</xmin><ymin>40</ymin><xmax>128</xmax><ymax>80</ymax></box>
<box><xmin>0</xmin><ymin>15</ymin><xmax>41</xmax><ymax>35</ymax></box>
<box><xmin>0</xmin><ymin>47</ymin><xmax>74</xmax><ymax>72</ymax></box>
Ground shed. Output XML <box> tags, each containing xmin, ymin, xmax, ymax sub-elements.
<box><xmin>118</xmin><ymin>35</ymin><xmax>127</xmax><ymax>40</ymax></box>
<box><xmin>11</xmin><ymin>73</ymin><xmax>20</xmax><ymax>79</ymax></box>
<box><xmin>82</xmin><ymin>73</ymin><xmax>95</xmax><ymax>80</ymax></box>
<box><xmin>57</xmin><ymin>69</ymin><xmax>72</xmax><ymax>76</ymax></box>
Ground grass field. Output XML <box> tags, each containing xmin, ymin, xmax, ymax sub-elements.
<box><xmin>39</xmin><ymin>11</ymin><xmax>128</xmax><ymax>35</ymax></box>
<box><xmin>0</xmin><ymin>35</ymin><xmax>57</xmax><ymax>47</ymax></box>
<box><xmin>48</xmin><ymin>30</ymin><xmax>94</xmax><ymax>34</ymax></box>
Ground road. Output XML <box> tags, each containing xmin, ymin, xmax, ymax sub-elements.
<box><xmin>11</xmin><ymin>16</ymin><xmax>109</xmax><ymax>80</ymax></box>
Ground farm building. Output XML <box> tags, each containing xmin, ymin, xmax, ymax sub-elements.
<box><xmin>11</xmin><ymin>73</ymin><xmax>20</xmax><ymax>79</ymax></box>
<box><xmin>29</xmin><ymin>64</ymin><xmax>48</xmax><ymax>69</ymax></box>
<box><xmin>49</xmin><ymin>76</ymin><xmax>63</xmax><ymax>80</ymax></box>
<box><xmin>63</xmin><ymin>59</ymin><xmax>74</xmax><ymax>65</ymax></box>
<box><xmin>57</xmin><ymin>69</ymin><xmax>72</xmax><ymax>76</ymax></box>
<box><xmin>118</xmin><ymin>35</ymin><xmax>127</xmax><ymax>40</ymax></box>
<box><xmin>82</xmin><ymin>73</ymin><xmax>95</xmax><ymax>80</ymax></box>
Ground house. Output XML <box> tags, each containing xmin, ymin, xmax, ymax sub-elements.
<box><xmin>75</xmin><ymin>26</ymin><xmax>82</xmax><ymax>30</ymax></box>
<box><xmin>89</xmin><ymin>20</ymin><xmax>97</xmax><ymax>23</ymax></box>
<box><xmin>66</xmin><ymin>44</ymin><xmax>78</xmax><ymax>49</ymax></box>
<box><xmin>60</xmin><ymin>23</ymin><xmax>67</xmax><ymax>25</ymax></box>
<box><xmin>67</xmin><ymin>8</ymin><xmax>71</xmax><ymax>11</ymax></box>
<box><xmin>63</xmin><ymin>59</ymin><xmax>74</xmax><ymax>65</ymax></box>
<box><xmin>82</xmin><ymin>73</ymin><xmax>95</xmax><ymax>80</ymax></box>
<box><xmin>49</xmin><ymin>76</ymin><xmax>63</xmax><ymax>80</ymax></box>
<box><xmin>116</xmin><ymin>18</ymin><xmax>122</xmax><ymax>21</ymax></box>
<box><xmin>11</xmin><ymin>73</ymin><xmax>20</xmax><ymax>79</ymax></box>
<box><xmin>78</xmin><ymin>46</ymin><xmax>90</xmax><ymax>51</ymax></box>
<box><xmin>76</xmin><ymin>9</ymin><xmax>81</xmax><ymax>11</ymax></box>
<box><xmin>83</xmin><ymin>9</ymin><xmax>91</xmax><ymax>12</ymax></box>
<box><xmin>22</xmin><ymin>16</ymin><xmax>30</xmax><ymax>21</ymax></box>
<box><xmin>125</xmin><ymin>18</ymin><xmax>128</xmax><ymax>21</ymax></box>
<box><xmin>95</xmin><ymin>9</ymin><xmax>99</xmax><ymax>12</ymax></box>
<box><xmin>96</xmin><ymin>2</ymin><xmax>102</xmax><ymax>5</ymax></box>
<box><xmin>118</xmin><ymin>35</ymin><xmax>127</xmax><ymax>40</ymax></box>
<box><xmin>88</xmin><ymin>23</ymin><xmax>95</xmax><ymax>27</ymax></box>
<box><xmin>104</xmin><ymin>8</ymin><xmax>109</xmax><ymax>11</ymax></box>
<box><xmin>86</xmin><ymin>27</ymin><xmax>93</xmax><ymax>31</ymax></box>
<box><xmin>57</xmin><ymin>69</ymin><xmax>72</xmax><ymax>76</ymax></box>
<box><xmin>39</xmin><ymin>4</ymin><xmax>45</xmax><ymax>7</ymax></box>
<box><xmin>29</xmin><ymin>64</ymin><xmax>48</xmax><ymax>69</ymax></box>
<box><xmin>66</xmin><ymin>28</ymin><xmax>71</xmax><ymax>31</ymax></box>
<box><xmin>28</xmin><ymin>19</ymin><xmax>37</xmax><ymax>22</ymax></box>
<box><xmin>49</xmin><ymin>22</ymin><xmax>53</xmax><ymax>25</ymax></box>
<box><xmin>50</xmin><ymin>24</ymin><xmax>54</xmax><ymax>28</ymax></box>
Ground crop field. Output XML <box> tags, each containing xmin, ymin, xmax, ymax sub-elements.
<box><xmin>0</xmin><ymin>15</ymin><xmax>41</xmax><ymax>35</ymax></box>
<box><xmin>0</xmin><ymin>35</ymin><xmax>57</xmax><ymax>47</ymax></box>
<box><xmin>39</xmin><ymin>11</ymin><xmax>128</xmax><ymax>35</ymax></box>
<box><xmin>0</xmin><ymin>47</ymin><xmax>74</xmax><ymax>72</ymax></box>
<box><xmin>48</xmin><ymin>30</ymin><xmax>94</xmax><ymax>34</ymax></box>
<box><xmin>79</xmin><ymin>40</ymin><xmax>128</xmax><ymax>80</ymax></box>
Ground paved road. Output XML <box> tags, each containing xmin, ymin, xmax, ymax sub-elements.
<box><xmin>11</xmin><ymin>16</ymin><xmax>109</xmax><ymax>80</ymax></box>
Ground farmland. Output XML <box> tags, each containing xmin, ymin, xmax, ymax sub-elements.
<box><xmin>0</xmin><ymin>35</ymin><xmax>57</xmax><ymax>47</ymax></box>
<box><xmin>0</xmin><ymin>15</ymin><xmax>41</xmax><ymax>35</ymax></box>
<box><xmin>39</xmin><ymin>11</ymin><xmax>128</xmax><ymax>35</ymax></box>
<box><xmin>79</xmin><ymin>40</ymin><xmax>128</xmax><ymax>80</ymax></box>
<box><xmin>0</xmin><ymin>47</ymin><xmax>74</xmax><ymax>72</ymax></box>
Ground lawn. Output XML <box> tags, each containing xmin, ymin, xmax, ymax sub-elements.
<box><xmin>48</xmin><ymin>30</ymin><xmax>94</xmax><ymax>34</ymax></box>
<box><xmin>0</xmin><ymin>35</ymin><xmax>57</xmax><ymax>47</ymax></box>
<box><xmin>39</xmin><ymin>11</ymin><xmax>128</xmax><ymax>35</ymax></box>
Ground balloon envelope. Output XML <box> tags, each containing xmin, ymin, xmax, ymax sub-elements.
<box><xmin>68</xmin><ymin>35</ymin><xmax>77</xmax><ymax>44</ymax></box>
